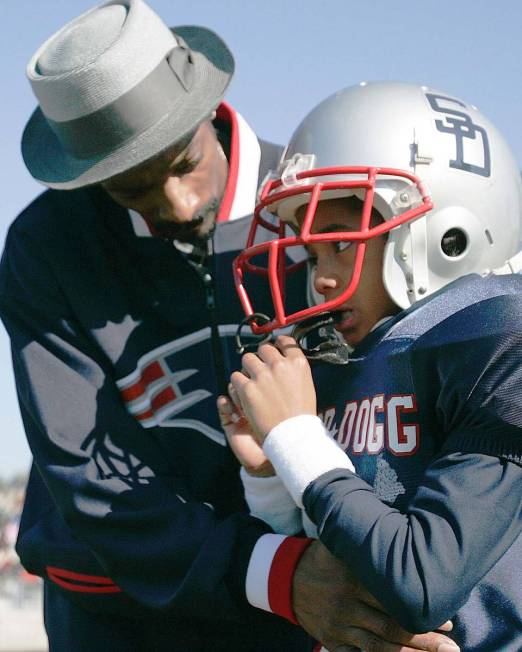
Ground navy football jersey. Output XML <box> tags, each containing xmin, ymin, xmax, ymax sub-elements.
<box><xmin>307</xmin><ymin>273</ymin><xmax>522</xmax><ymax>651</ymax></box>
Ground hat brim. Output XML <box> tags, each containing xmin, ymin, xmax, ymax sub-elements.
<box><xmin>21</xmin><ymin>26</ymin><xmax>234</xmax><ymax>189</ymax></box>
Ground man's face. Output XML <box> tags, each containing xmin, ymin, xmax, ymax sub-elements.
<box><xmin>297</xmin><ymin>197</ymin><xmax>399</xmax><ymax>347</ymax></box>
<box><xmin>102</xmin><ymin>120</ymin><xmax>228</xmax><ymax>242</ymax></box>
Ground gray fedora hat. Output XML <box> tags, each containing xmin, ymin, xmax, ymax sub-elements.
<box><xmin>22</xmin><ymin>0</ymin><xmax>234</xmax><ymax>189</ymax></box>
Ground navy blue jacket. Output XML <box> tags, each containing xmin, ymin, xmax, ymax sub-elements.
<box><xmin>0</xmin><ymin>110</ymin><xmax>311</xmax><ymax>650</ymax></box>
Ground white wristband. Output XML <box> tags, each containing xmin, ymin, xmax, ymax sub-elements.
<box><xmin>263</xmin><ymin>414</ymin><xmax>354</xmax><ymax>507</ymax></box>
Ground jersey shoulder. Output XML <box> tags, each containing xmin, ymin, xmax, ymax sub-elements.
<box><xmin>386</xmin><ymin>274</ymin><xmax>522</xmax><ymax>347</ymax></box>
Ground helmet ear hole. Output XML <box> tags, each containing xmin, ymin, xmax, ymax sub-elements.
<box><xmin>441</xmin><ymin>228</ymin><xmax>467</xmax><ymax>257</ymax></box>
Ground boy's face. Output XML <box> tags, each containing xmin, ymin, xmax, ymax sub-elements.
<box><xmin>297</xmin><ymin>197</ymin><xmax>399</xmax><ymax>347</ymax></box>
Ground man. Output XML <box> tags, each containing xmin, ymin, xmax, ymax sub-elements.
<box><xmin>0</xmin><ymin>2</ymin><xmax>460</xmax><ymax>650</ymax></box>
<box><xmin>223</xmin><ymin>81</ymin><xmax>522</xmax><ymax>651</ymax></box>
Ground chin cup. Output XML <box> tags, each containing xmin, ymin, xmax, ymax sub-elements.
<box><xmin>292</xmin><ymin>314</ymin><xmax>351</xmax><ymax>365</ymax></box>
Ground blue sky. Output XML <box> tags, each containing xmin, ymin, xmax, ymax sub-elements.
<box><xmin>1</xmin><ymin>0</ymin><xmax>521</xmax><ymax>477</ymax></box>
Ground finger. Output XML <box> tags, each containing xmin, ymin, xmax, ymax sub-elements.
<box><xmin>216</xmin><ymin>394</ymin><xmax>229</xmax><ymax>415</ymax></box>
<box><xmin>323</xmin><ymin>641</ymin><xmax>359</xmax><ymax>652</ymax></box>
<box><xmin>256</xmin><ymin>341</ymin><xmax>284</xmax><ymax>364</ymax></box>
<box><xmin>331</xmin><ymin>626</ymin><xmax>459</xmax><ymax>652</ymax></box>
<box><xmin>217</xmin><ymin>395</ymin><xmax>241</xmax><ymax>426</ymax></box>
<box><xmin>227</xmin><ymin>381</ymin><xmax>244</xmax><ymax>413</ymax></box>
<box><xmin>438</xmin><ymin>621</ymin><xmax>453</xmax><ymax>632</ymax></box>
<box><xmin>389</xmin><ymin>627</ymin><xmax>459</xmax><ymax>652</ymax></box>
<box><xmin>240</xmin><ymin>351</ymin><xmax>265</xmax><ymax>378</ymax></box>
<box><xmin>327</xmin><ymin>604</ymin><xmax>459</xmax><ymax>652</ymax></box>
<box><xmin>274</xmin><ymin>334</ymin><xmax>303</xmax><ymax>357</ymax></box>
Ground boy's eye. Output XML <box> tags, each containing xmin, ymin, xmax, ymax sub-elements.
<box><xmin>334</xmin><ymin>240</ymin><xmax>353</xmax><ymax>254</ymax></box>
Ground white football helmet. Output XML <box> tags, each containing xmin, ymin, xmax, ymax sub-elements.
<box><xmin>234</xmin><ymin>82</ymin><xmax>522</xmax><ymax>333</ymax></box>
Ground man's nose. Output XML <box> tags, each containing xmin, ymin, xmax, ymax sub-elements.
<box><xmin>159</xmin><ymin>177</ymin><xmax>199</xmax><ymax>222</ymax></box>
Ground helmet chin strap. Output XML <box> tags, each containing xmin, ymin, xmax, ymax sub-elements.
<box><xmin>292</xmin><ymin>314</ymin><xmax>352</xmax><ymax>365</ymax></box>
<box><xmin>235</xmin><ymin>313</ymin><xmax>272</xmax><ymax>355</ymax></box>
<box><xmin>408</xmin><ymin>217</ymin><xmax>430</xmax><ymax>302</ymax></box>
<box><xmin>234</xmin><ymin>312</ymin><xmax>352</xmax><ymax>364</ymax></box>
<box><xmin>491</xmin><ymin>250</ymin><xmax>522</xmax><ymax>275</ymax></box>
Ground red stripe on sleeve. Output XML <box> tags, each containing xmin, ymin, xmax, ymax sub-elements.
<box><xmin>47</xmin><ymin>566</ymin><xmax>117</xmax><ymax>584</ymax></box>
<box><xmin>267</xmin><ymin>537</ymin><xmax>313</xmax><ymax>625</ymax></box>
<box><xmin>48</xmin><ymin>572</ymin><xmax>122</xmax><ymax>593</ymax></box>
<box><xmin>46</xmin><ymin>565</ymin><xmax>122</xmax><ymax>594</ymax></box>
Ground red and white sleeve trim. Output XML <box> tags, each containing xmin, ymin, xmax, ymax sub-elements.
<box><xmin>245</xmin><ymin>533</ymin><xmax>313</xmax><ymax>624</ymax></box>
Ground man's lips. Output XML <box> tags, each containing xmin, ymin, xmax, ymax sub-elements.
<box><xmin>145</xmin><ymin>215</ymin><xmax>207</xmax><ymax>241</ymax></box>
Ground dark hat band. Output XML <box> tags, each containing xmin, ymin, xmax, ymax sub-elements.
<box><xmin>46</xmin><ymin>49</ymin><xmax>194</xmax><ymax>159</ymax></box>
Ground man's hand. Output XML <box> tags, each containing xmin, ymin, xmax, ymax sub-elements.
<box><xmin>294</xmin><ymin>541</ymin><xmax>459</xmax><ymax>652</ymax></box>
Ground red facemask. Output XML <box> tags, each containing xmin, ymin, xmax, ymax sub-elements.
<box><xmin>233</xmin><ymin>166</ymin><xmax>432</xmax><ymax>334</ymax></box>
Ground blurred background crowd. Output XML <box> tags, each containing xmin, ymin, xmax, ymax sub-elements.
<box><xmin>0</xmin><ymin>473</ymin><xmax>46</xmax><ymax>652</ymax></box>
